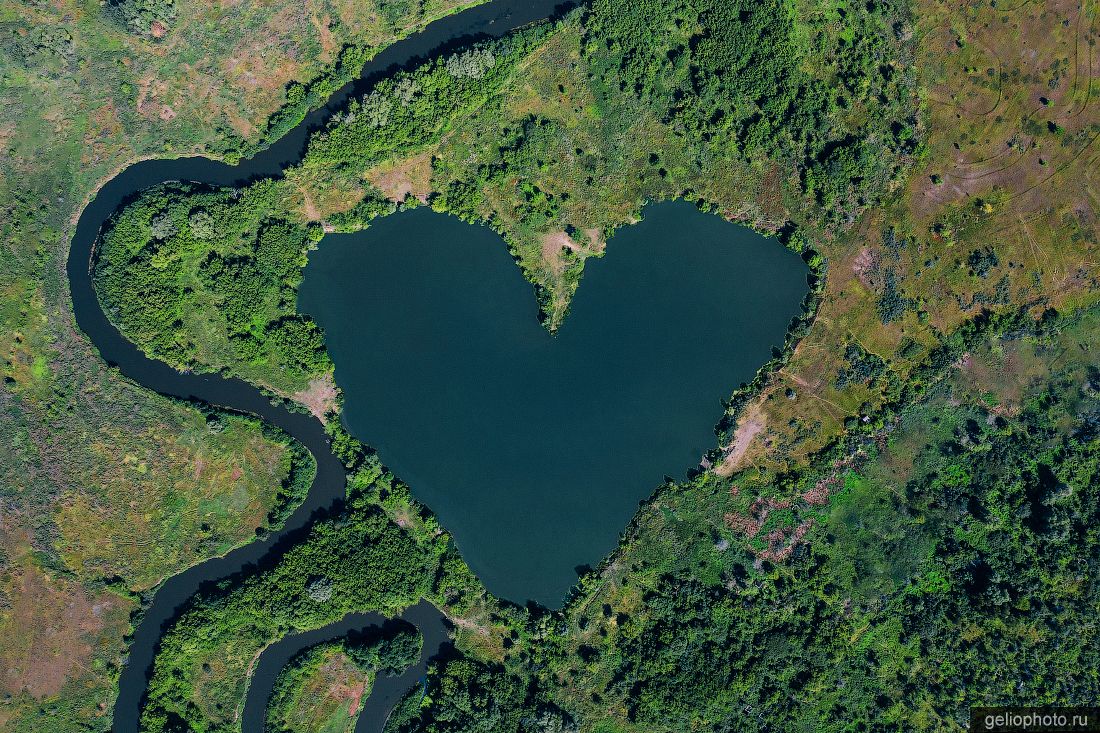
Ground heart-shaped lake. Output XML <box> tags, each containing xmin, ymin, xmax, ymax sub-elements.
<box><xmin>298</xmin><ymin>200</ymin><xmax>807</xmax><ymax>606</ymax></box>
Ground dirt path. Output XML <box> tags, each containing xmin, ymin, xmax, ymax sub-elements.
<box><xmin>716</xmin><ymin>403</ymin><xmax>765</xmax><ymax>476</ymax></box>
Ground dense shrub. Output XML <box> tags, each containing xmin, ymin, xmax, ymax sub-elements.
<box><xmin>94</xmin><ymin>182</ymin><xmax>331</xmax><ymax>392</ymax></box>
<box><xmin>108</xmin><ymin>0</ymin><xmax>176</xmax><ymax>37</ymax></box>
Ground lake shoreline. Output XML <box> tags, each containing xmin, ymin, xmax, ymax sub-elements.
<box><xmin>64</xmin><ymin>2</ymin><xmax>578</xmax><ymax>731</ymax></box>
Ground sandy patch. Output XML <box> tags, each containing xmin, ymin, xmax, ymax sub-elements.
<box><xmin>449</xmin><ymin>614</ymin><xmax>492</xmax><ymax>637</ymax></box>
<box><xmin>583</xmin><ymin>227</ymin><xmax>605</xmax><ymax>252</ymax></box>
<box><xmin>540</xmin><ymin>230</ymin><xmax>594</xmax><ymax>273</ymax></box>
<box><xmin>299</xmin><ymin>186</ymin><xmax>322</xmax><ymax>222</ymax></box>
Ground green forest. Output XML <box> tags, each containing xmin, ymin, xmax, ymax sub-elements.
<box><xmin>94</xmin><ymin>181</ymin><xmax>330</xmax><ymax>396</ymax></box>
<box><xmin>138</xmin><ymin>461</ymin><xmax>489</xmax><ymax>733</ymax></box>
<box><xmin>4</xmin><ymin>0</ymin><xmax>1098</xmax><ymax>730</ymax></box>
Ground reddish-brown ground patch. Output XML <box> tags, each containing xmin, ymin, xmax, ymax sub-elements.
<box><xmin>292</xmin><ymin>373</ymin><xmax>338</xmax><ymax>421</ymax></box>
<box><xmin>0</xmin><ymin>563</ymin><xmax>110</xmax><ymax>699</ymax></box>
<box><xmin>583</xmin><ymin>227</ymin><xmax>605</xmax><ymax>251</ymax></box>
<box><xmin>724</xmin><ymin>495</ymin><xmax>790</xmax><ymax>540</ymax></box>
<box><xmin>755</xmin><ymin>163</ymin><xmax>787</xmax><ymax>220</ymax></box>
<box><xmin>319</xmin><ymin>654</ymin><xmax>367</xmax><ymax>718</ymax></box>
<box><xmin>540</xmin><ymin>230</ymin><xmax>596</xmax><ymax>274</ymax></box>
<box><xmin>757</xmin><ymin>519</ymin><xmax>815</xmax><ymax>562</ymax></box>
<box><xmin>851</xmin><ymin>246</ymin><xmax>882</xmax><ymax>289</ymax></box>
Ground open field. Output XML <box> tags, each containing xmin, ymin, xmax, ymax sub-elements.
<box><xmin>270</xmin><ymin>646</ymin><xmax>372</xmax><ymax>733</ymax></box>
<box><xmin>711</xmin><ymin>0</ymin><xmax>1100</xmax><ymax>529</ymax></box>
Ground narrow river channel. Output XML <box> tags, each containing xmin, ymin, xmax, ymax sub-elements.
<box><xmin>65</xmin><ymin>2</ymin><xmax>577</xmax><ymax>731</ymax></box>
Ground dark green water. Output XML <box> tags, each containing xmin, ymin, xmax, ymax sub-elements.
<box><xmin>298</xmin><ymin>200</ymin><xmax>807</xmax><ymax>605</ymax></box>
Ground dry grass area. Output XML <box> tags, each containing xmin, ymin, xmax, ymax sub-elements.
<box><xmin>715</xmin><ymin>0</ymin><xmax>1100</xmax><ymax>492</ymax></box>
<box><xmin>0</xmin><ymin>391</ymin><xmax>299</xmax><ymax>728</ymax></box>
<box><xmin>52</xmin><ymin>417</ymin><xmax>293</xmax><ymax>591</ymax></box>
<box><xmin>365</xmin><ymin>151</ymin><xmax>435</xmax><ymax>203</ymax></box>
<box><xmin>0</xmin><ymin>517</ymin><xmax>134</xmax><ymax>726</ymax></box>
<box><xmin>446</xmin><ymin>605</ymin><xmax>513</xmax><ymax>662</ymax></box>
<box><xmin>286</xmin><ymin>164</ymin><xmax>368</xmax><ymax>222</ymax></box>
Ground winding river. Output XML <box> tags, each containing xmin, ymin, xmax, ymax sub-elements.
<box><xmin>66</xmin><ymin>2</ymin><xmax>577</xmax><ymax>731</ymax></box>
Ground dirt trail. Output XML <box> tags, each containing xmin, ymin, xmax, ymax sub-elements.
<box><xmin>716</xmin><ymin>403</ymin><xmax>765</xmax><ymax>476</ymax></box>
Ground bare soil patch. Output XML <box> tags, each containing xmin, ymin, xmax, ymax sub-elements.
<box><xmin>365</xmin><ymin>152</ymin><xmax>434</xmax><ymax>203</ymax></box>
<box><xmin>852</xmin><ymin>246</ymin><xmax>883</xmax><ymax>289</ymax></box>
<box><xmin>540</xmin><ymin>229</ymin><xmax>595</xmax><ymax>273</ymax></box>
